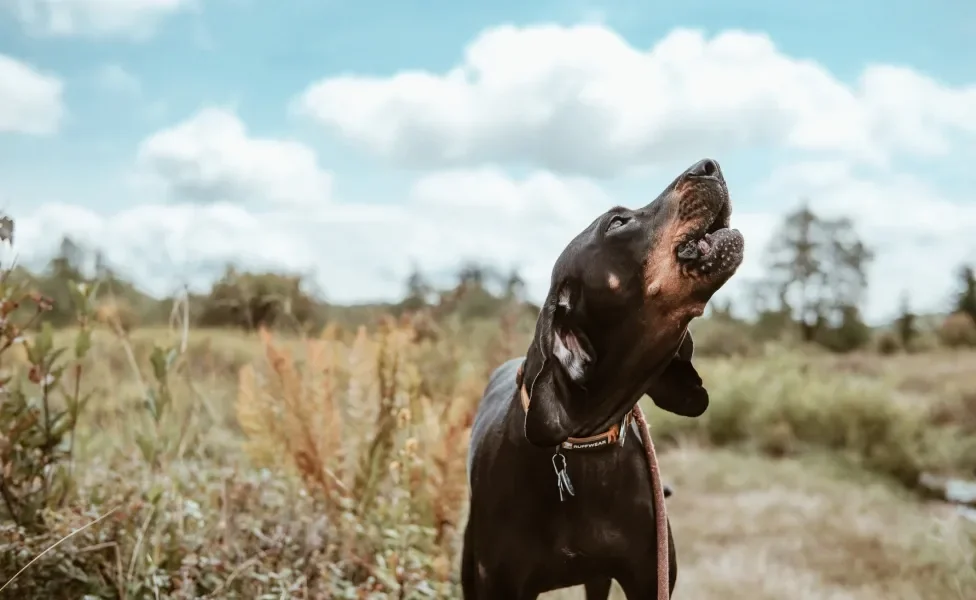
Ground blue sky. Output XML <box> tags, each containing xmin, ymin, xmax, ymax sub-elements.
<box><xmin>0</xmin><ymin>0</ymin><xmax>974</xmax><ymax>323</ymax></box>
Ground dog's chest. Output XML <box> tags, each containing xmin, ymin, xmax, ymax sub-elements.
<box><xmin>552</xmin><ymin>512</ymin><xmax>634</xmax><ymax>556</ymax></box>
<box><xmin>520</xmin><ymin>506</ymin><xmax>653</xmax><ymax>590</ymax></box>
<box><xmin>524</xmin><ymin>461</ymin><xmax>656</xmax><ymax>558</ymax></box>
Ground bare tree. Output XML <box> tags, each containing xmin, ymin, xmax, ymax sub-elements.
<box><xmin>896</xmin><ymin>291</ymin><xmax>917</xmax><ymax>349</ymax></box>
<box><xmin>955</xmin><ymin>264</ymin><xmax>976</xmax><ymax>322</ymax></box>
<box><xmin>503</xmin><ymin>268</ymin><xmax>526</xmax><ymax>301</ymax></box>
<box><xmin>401</xmin><ymin>264</ymin><xmax>433</xmax><ymax>312</ymax></box>
<box><xmin>763</xmin><ymin>202</ymin><xmax>874</xmax><ymax>341</ymax></box>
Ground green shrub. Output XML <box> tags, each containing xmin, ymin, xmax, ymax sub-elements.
<box><xmin>875</xmin><ymin>331</ymin><xmax>902</xmax><ymax>355</ymax></box>
<box><xmin>689</xmin><ymin>318</ymin><xmax>759</xmax><ymax>358</ymax></box>
<box><xmin>813</xmin><ymin>306</ymin><xmax>873</xmax><ymax>353</ymax></box>
<box><xmin>938</xmin><ymin>312</ymin><xmax>976</xmax><ymax>348</ymax></box>
<box><xmin>0</xmin><ymin>276</ymin><xmax>99</xmax><ymax>530</ymax></box>
<box><xmin>197</xmin><ymin>266</ymin><xmax>317</xmax><ymax>331</ymax></box>
<box><xmin>649</xmin><ymin>351</ymin><xmax>976</xmax><ymax>485</ymax></box>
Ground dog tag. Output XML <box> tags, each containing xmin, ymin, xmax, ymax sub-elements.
<box><xmin>618</xmin><ymin>414</ymin><xmax>629</xmax><ymax>447</ymax></box>
<box><xmin>552</xmin><ymin>453</ymin><xmax>575</xmax><ymax>502</ymax></box>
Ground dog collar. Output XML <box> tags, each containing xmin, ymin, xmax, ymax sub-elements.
<box><xmin>516</xmin><ymin>362</ymin><xmax>634</xmax><ymax>452</ymax></box>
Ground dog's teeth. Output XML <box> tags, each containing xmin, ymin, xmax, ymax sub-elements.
<box><xmin>678</xmin><ymin>243</ymin><xmax>698</xmax><ymax>260</ymax></box>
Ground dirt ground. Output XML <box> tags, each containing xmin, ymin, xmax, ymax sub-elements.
<box><xmin>543</xmin><ymin>445</ymin><xmax>975</xmax><ymax>600</ymax></box>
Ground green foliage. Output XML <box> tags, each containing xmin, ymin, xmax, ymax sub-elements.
<box><xmin>813</xmin><ymin>305</ymin><xmax>872</xmax><ymax>353</ymax></box>
<box><xmin>875</xmin><ymin>331</ymin><xmax>902</xmax><ymax>355</ymax></box>
<box><xmin>688</xmin><ymin>317</ymin><xmax>759</xmax><ymax>358</ymax></box>
<box><xmin>955</xmin><ymin>265</ymin><xmax>976</xmax><ymax>322</ymax></box>
<box><xmin>0</xmin><ymin>270</ymin><xmax>98</xmax><ymax>530</ymax></box>
<box><xmin>196</xmin><ymin>265</ymin><xmax>317</xmax><ymax>331</ymax></box>
<box><xmin>895</xmin><ymin>293</ymin><xmax>918</xmax><ymax>350</ymax></box>
<box><xmin>758</xmin><ymin>203</ymin><xmax>874</xmax><ymax>347</ymax></box>
<box><xmin>938</xmin><ymin>312</ymin><xmax>976</xmax><ymax>348</ymax></box>
<box><xmin>134</xmin><ymin>343</ymin><xmax>180</xmax><ymax>470</ymax></box>
<box><xmin>650</xmin><ymin>351</ymin><xmax>976</xmax><ymax>486</ymax></box>
<box><xmin>751</xmin><ymin>308</ymin><xmax>797</xmax><ymax>342</ymax></box>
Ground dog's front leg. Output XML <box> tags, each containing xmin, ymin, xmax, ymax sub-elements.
<box><xmin>461</xmin><ymin>524</ymin><xmax>535</xmax><ymax>600</ymax></box>
<box><xmin>584</xmin><ymin>578</ymin><xmax>613</xmax><ymax>599</ymax></box>
<box><xmin>616</xmin><ymin>518</ymin><xmax>678</xmax><ymax>599</ymax></box>
<box><xmin>460</xmin><ymin>523</ymin><xmax>477</xmax><ymax>598</ymax></box>
<box><xmin>464</xmin><ymin>572</ymin><xmax>533</xmax><ymax>600</ymax></box>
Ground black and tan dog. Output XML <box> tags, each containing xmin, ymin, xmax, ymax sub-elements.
<box><xmin>461</xmin><ymin>158</ymin><xmax>745</xmax><ymax>599</ymax></box>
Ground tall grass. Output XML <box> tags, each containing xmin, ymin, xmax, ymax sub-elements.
<box><xmin>0</xmin><ymin>309</ymin><xmax>974</xmax><ymax>597</ymax></box>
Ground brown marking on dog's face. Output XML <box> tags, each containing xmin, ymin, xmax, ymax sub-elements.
<box><xmin>641</xmin><ymin>214</ymin><xmax>686</xmax><ymax>320</ymax></box>
<box><xmin>640</xmin><ymin>164</ymin><xmax>743</xmax><ymax>324</ymax></box>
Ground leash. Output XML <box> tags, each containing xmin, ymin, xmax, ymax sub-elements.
<box><xmin>516</xmin><ymin>363</ymin><xmax>671</xmax><ymax>600</ymax></box>
<box><xmin>632</xmin><ymin>403</ymin><xmax>671</xmax><ymax>600</ymax></box>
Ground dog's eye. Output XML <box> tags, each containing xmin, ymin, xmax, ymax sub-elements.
<box><xmin>606</xmin><ymin>215</ymin><xmax>629</xmax><ymax>233</ymax></box>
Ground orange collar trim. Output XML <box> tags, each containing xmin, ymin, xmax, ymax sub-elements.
<box><xmin>516</xmin><ymin>362</ymin><xmax>633</xmax><ymax>451</ymax></box>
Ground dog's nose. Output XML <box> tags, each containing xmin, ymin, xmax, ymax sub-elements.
<box><xmin>686</xmin><ymin>158</ymin><xmax>720</xmax><ymax>178</ymax></box>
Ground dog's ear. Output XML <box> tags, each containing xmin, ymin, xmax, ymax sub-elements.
<box><xmin>521</xmin><ymin>282</ymin><xmax>592</xmax><ymax>447</ymax></box>
<box><xmin>675</xmin><ymin>328</ymin><xmax>694</xmax><ymax>361</ymax></box>
<box><xmin>645</xmin><ymin>330</ymin><xmax>709</xmax><ymax>417</ymax></box>
<box><xmin>523</xmin><ymin>366</ymin><xmax>573</xmax><ymax>447</ymax></box>
<box><xmin>548</xmin><ymin>283</ymin><xmax>595</xmax><ymax>384</ymax></box>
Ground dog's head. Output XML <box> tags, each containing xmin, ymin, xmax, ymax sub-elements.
<box><xmin>521</xmin><ymin>158</ymin><xmax>744</xmax><ymax>447</ymax></box>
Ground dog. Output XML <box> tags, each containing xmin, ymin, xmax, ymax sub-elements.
<box><xmin>461</xmin><ymin>158</ymin><xmax>745</xmax><ymax>599</ymax></box>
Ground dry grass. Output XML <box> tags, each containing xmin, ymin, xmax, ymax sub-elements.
<box><xmin>2</xmin><ymin>317</ymin><xmax>975</xmax><ymax>598</ymax></box>
<box><xmin>819</xmin><ymin>349</ymin><xmax>976</xmax><ymax>396</ymax></box>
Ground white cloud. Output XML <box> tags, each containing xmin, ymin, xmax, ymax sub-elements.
<box><xmin>2</xmin><ymin>0</ymin><xmax>195</xmax><ymax>39</ymax></box>
<box><xmin>294</xmin><ymin>25</ymin><xmax>976</xmax><ymax>176</ymax></box>
<box><xmin>9</xmin><ymin>161</ymin><xmax>619</xmax><ymax>304</ymax></box>
<box><xmin>756</xmin><ymin>161</ymin><xmax>976</xmax><ymax>321</ymax></box>
<box><xmin>403</xmin><ymin>168</ymin><xmax>612</xmax><ymax>296</ymax></box>
<box><xmin>94</xmin><ymin>64</ymin><xmax>141</xmax><ymax>96</ymax></box>
<box><xmin>135</xmin><ymin>108</ymin><xmax>335</xmax><ymax>208</ymax></box>
<box><xmin>11</xmin><ymin>107</ymin><xmax>611</xmax><ymax>301</ymax></box>
<box><xmin>12</xmin><ymin>202</ymin><xmax>328</xmax><ymax>295</ymax></box>
<box><xmin>0</xmin><ymin>53</ymin><xmax>64</xmax><ymax>135</ymax></box>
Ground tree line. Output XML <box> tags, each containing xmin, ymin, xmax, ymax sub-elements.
<box><xmin>6</xmin><ymin>206</ymin><xmax>976</xmax><ymax>353</ymax></box>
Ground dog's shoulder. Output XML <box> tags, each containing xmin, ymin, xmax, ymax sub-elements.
<box><xmin>485</xmin><ymin>357</ymin><xmax>523</xmax><ymax>395</ymax></box>
<box><xmin>467</xmin><ymin>357</ymin><xmax>523</xmax><ymax>483</ymax></box>
<box><xmin>471</xmin><ymin>355</ymin><xmax>522</xmax><ymax>419</ymax></box>
<box><xmin>473</xmin><ymin>357</ymin><xmax>522</xmax><ymax>426</ymax></box>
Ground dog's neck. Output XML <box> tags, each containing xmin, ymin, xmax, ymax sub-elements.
<box><xmin>519</xmin><ymin>344</ymin><xmax>653</xmax><ymax>441</ymax></box>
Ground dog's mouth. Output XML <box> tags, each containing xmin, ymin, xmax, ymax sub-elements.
<box><xmin>675</xmin><ymin>195</ymin><xmax>744</xmax><ymax>279</ymax></box>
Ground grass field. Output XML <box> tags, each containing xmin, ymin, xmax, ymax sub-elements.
<box><xmin>1</xmin><ymin>319</ymin><xmax>975</xmax><ymax>598</ymax></box>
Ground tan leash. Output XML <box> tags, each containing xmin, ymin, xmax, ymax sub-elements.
<box><xmin>632</xmin><ymin>403</ymin><xmax>670</xmax><ymax>600</ymax></box>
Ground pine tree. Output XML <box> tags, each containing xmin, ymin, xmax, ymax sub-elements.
<box><xmin>895</xmin><ymin>292</ymin><xmax>917</xmax><ymax>350</ymax></box>
<box><xmin>955</xmin><ymin>265</ymin><xmax>976</xmax><ymax>322</ymax></box>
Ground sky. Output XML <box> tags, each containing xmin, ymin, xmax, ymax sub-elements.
<box><xmin>0</xmin><ymin>0</ymin><xmax>974</xmax><ymax>324</ymax></box>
